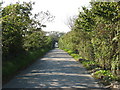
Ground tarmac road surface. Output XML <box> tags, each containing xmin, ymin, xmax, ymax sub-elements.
<box><xmin>3</xmin><ymin>48</ymin><xmax>102</xmax><ymax>89</ymax></box>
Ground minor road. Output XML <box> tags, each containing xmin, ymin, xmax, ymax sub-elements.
<box><xmin>3</xmin><ymin>48</ymin><xmax>101</xmax><ymax>88</ymax></box>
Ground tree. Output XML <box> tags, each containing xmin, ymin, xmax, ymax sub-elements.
<box><xmin>32</xmin><ymin>10</ymin><xmax>55</xmax><ymax>29</ymax></box>
<box><xmin>24</xmin><ymin>10</ymin><xmax>55</xmax><ymax>50</ymax></box>
<box><xmin>59</xmin><ymin>1</ymin><xmax>120</xmax><ymax>76</ymax></box>
<box><xmin>65</xmin><ymin>15</ymin><xmax>77</xmax><ymax>29</ymax></box>
<box><xmin>2</xmin><ymin>2</ymin><xmax>55</xmax><ymax>61</ymax></box>
<box><xmin>2</xmin><ymin>2</ymin><xmax>33</xmax><ymax>58</ymax></box>
<box><xmin>47</xmin><ymin>31</ymin><xmax>65</xmax><ymax>48</ymax></box>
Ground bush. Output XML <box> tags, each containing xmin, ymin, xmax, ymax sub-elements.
<box><xmin>58</xmin><ymin>1</ymin><xmax>120</xmax><ymax>77</ymax></box>
<box><xmin>81</xmin><ymin>60</ymin><xmax>99</xmax><ymax>70</ymax></box>
<box><xmin>2</xmin><ymin>48</ymin><xmax>50</xmax><ymax>84</ymax></box>
<box><xmin>92</xmin><ymin>70</ymin><xmax>117</xmax><ymax>85</ymax></box>
<box><xmin>2</xmin><ymin>2</ymin><xmax>54</xmax><ymax>85</ymax></box>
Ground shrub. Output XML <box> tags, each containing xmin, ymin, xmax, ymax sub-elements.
<box><xmin>81</xmin><ymin>60</ymin><xmax>99</xmax><ymax>70</ymax></box>
<box><xmin>2</xmin><ymin>48</ymin><xmax>50</xmax><ymax>84</ymax></box>
<box><xmin>92</xmin><ymin>70</ymin><xmax>117</xmax><ymax>85</ymax></box>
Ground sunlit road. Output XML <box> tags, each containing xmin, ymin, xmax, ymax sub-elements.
<box><xmin>3</xmin><ymin>48</ymin><xmax>101</xmax><ymax>88</ymax></box>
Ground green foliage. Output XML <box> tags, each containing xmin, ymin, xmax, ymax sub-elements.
<box><xmin>24</xmin><ymin>29</ymin><xmax>49</xmax><ymax>50</ymax></box>
<box><xmin>80</xmin><ymin>60</ymin><xmax>99</xmax><ymax>70</ymax></box>
<box><xmin>93</xmin><ymin>70</ymin><xmax>117</xmax><ymax>85</ymax></box>
<box><xmin>64</xmin><ymin>49</ymin><xmax>81</xmax><ymax>60</ymax></box>
<box><xmin>71</xmin><ymin>54</ymin><xmax>81</xmax><ymax>60</ymax></box>
<box><xmin>2</xmin><ymin>2</ymin><xmax>55</xmax><ymax>84</ymax></box>
<box><xmin>2</xmin><ymin>48</ymin><xmax>50</xmax><ymax>82</ymax></box>
<box><xmin>59</xmin><ymin>1</ymin><xmax>120</xmax><ymax>77</ymax></box>
<box><xmin>2</xmin><ymin>2</ymin><xmax>32</xmax><ymax>57</ymax></box>
<box><xmin>47</xmin><ymin>31</ymin><xmax>65</xmax><ymax>48</ymax></box>
<box><xmin>2</xmin><ymin>2</ymin><xmax>54</xmax><ymax>61</ymax></box>
<box><xmin>67</xmin><ymin>50</ymin><xmax>75</xmax><ymax>55</ymax></box>
<box><xmin>48</xmin><ymin>31</ymin><xmax>64</xmax><ymax>42</ymax></box>
<box><xmin>63</xmin><ymin>49</ymin><xmax>69</xmax><ymax>52</ymax></box>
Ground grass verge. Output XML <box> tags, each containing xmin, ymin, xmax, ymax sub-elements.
<box><xmin>63</xmin><ymin>48</ymin><xmax>120</xmax><ymax>89</ymax></box>
<box><xmin>2</xmin><ymin>48</ymin><xmax>51</xmax><ymax>85</ymax></box>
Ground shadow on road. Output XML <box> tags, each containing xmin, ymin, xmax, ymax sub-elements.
<box><xmin>3</xmin><ymin>48</ymin><xmax>101</xmax><ymax>88</ymax></box>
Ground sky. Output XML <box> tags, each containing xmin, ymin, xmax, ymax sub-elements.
<box><xmin>2</xmin><ymin>0</ymin><xmax>91</xmax><ymax>33</ymax></box>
